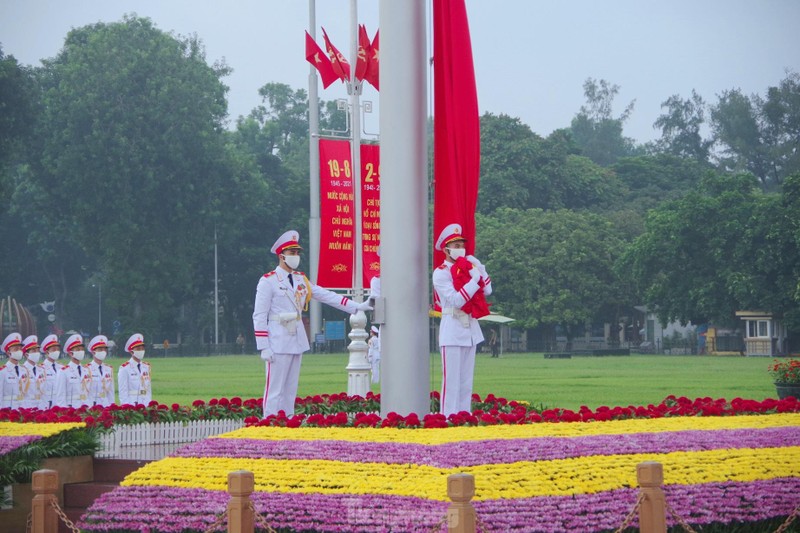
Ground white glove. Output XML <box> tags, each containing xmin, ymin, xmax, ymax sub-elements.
<box><xmin>260</xmin><ymin>349</ymin><xmax>274</xmax><ymax>363</ymax></box>
<box><xmin>468</xmin><ymin>255</ymin><xmax>488</xmax><ymax>279</ymax></box>
<box><xmin>469</xmin><ymin>265</ymin><xmax>481</xmax><ymax>282</ymax></box>
<box><xmin>356</xmin><ymin>301</ymin><xmax>373</xmax><ymax>312</ymax></box>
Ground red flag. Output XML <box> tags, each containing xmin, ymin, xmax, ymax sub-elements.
<box><xmin>364</xmin><ymin>29</ymin><xmax>379</xmax><ymax>90</ymax></box>
<box><xmin>321</xmin><ymin>27</ymin><xmax>350</xmax><ymax>81</ymax></box>
<box><xmin>305</xmin><ymin>31</ymin><xmax>339</xmax><ymax>89</ymax></box>
<box><xmin>355</xmin><ymin>24</ymin><xmax>369</xmax><ymax>81</ymax></box>
<box><xmin>432</xmin><ymin>0</ymin><xmax>480</xmax><ymax>266</ymax></box>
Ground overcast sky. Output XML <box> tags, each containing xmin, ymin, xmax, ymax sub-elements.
<box><xmin>2</xmin><ymin>1</ymin><xmax>798</xmax><ymax>144</ymax></box>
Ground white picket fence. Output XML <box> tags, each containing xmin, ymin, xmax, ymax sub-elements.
<box><xmin>97</xmin><ymin>419</ymin><xmax>245</xmax><ymax>458</ymax></box>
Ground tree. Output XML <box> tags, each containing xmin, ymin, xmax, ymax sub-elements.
<box><xmin>476</xmin><ymin>208</ymin><xmax>628</xmax><ymax>342</ymax></box>
<box><xmin>653</xmin><ymin>90</ymin><xmax>712</xmax><ymax>161</ymax></box>
<box><xmin>611</xmin><ymin>154</ymin><xmax>714</xmax><ymax>211</ymax></box>
<box><xmin>28</xmin><ymin>15</ymin><xmax>236</xmax><ymax>338</ymax></box>
<box><xmin>620</xmin><ymin>172</ymin><xmax>799</xmax><ymax>331</ymax></box>
<box><xmin>710</xmin><ymin>72</ymin><xmax>800</xmax><ymax>190</ymax></box>
<box><xmin>478</xmin><ymin>114</ymin><xmax>626</xmax><ymax>214</ymax></box>
<box><xmin>569</xmin><ymin>78</ymin><xmax>638</xmax><ymax>166</ymax></box>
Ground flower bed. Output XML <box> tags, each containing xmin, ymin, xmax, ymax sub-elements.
<box><xmin>80</xmin><ymin>399</ymin><xmax>800</xmax><ymax>533</ymax></box>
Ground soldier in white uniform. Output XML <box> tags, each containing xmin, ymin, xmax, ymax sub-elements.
<box><xmin>368</xmin><ymin>326</ymin><xmax>381</xmax><ymax>384</ymax></box>
<box><xmin>253</xmin><ymin>230</ymin><xmax>372</xmax><ymax>417</ymax></box>
<box><xmin>432</xmin><ymin>223</ymin><xmax>493</xmax><ymax>416</ymax></box>
<box><xmin>40</xmin><ymin>334</ymin><xmax>62</xmax><ymax>409</ymax></box>
<box><xmin>54</xmin><ymin>334</ymin><xmax>91</xmax><ymax>408</ymax></box>
<box><xmin>118</xmin><ymin>333</ymin><xmax>152</xmax><ymax>406</ymax></box>
<box><xmin>1</xmin><ymin>333</ymin><xmax>30</xmax><ymax>409</ymax></box>
<box><xmin>87</xmin><ymin>335</ymin><xmax>115</xmax><ymax>407</ymax></box>
<box><xmin>21</xmin><ymin>335</ymin><xmax>45</xmax><ymax>409</ymax></box>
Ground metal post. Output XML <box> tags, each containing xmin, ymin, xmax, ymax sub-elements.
<box><xmin>308</xmin><ymin>0</ymin><xmax>323</xmax><ymax>339</ymax></box>
<box><xmin>227</xmin><ymin>470</ymin><xmax>254</xmax><ymax>533</ymax></box>
<box><xmin>214</xmin><ymin>227</ymin><xmax>219</xmax><ymax>345</ymax></box>
<box><xmin>379</xmin><ymin>0</ymin><xmax>430</xmax><ymax>416</ymax></box>
<box><xmin>345</xmin><ymin>0</ymin><xmax>371</xmax><ymax>397</ymax></box>
<box><xmin>637</xmin><ymin>461</ymin><xmax>667</xmax><ymax>533</ymax></box>
<box><xmin>446</xmin><ymin>473</ymin><xmax>476</xmax><ymax>533</ymax></box>
<box><xmin>31</xmin><ymin>469</ymin><xmax>59</xmax><ymax>533</ymax></box>
<box><xmin>98</xmin><ymin>282</ymin><xmax>102</xmax><ymax>334</ymax></box>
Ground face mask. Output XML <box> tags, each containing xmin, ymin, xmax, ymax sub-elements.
<box><xmin>283</xmin><ymin>254</ymin><xmax>301</xmax><ymax>270</ymax></box>
<box><xmin>72</xmin><ymin>350</ymin><xmax>85</xmax><ymax>361</ymax></box>
<box><xmin>47</xmin><ymin>350</ymin><xmax>61</xmax><ymax>361</ymax></box>
<box><xmin>9</xmin><ymin>350</ymin><xmax>23</xmax><ymax>361</ymax></box>
<box><xmin>447</xmin><ymin>247</ymin><xmax>467</xmax><ymax>260</ymax></box>
<box><xmin>94</xmin><ymin>351</ymin><xmax>107</xmax><ymax>361</ymax></box>
<box><xmin>133</xmin><ymin>350</ymin><xmax>145</xmax><ymax>360</ymax></box>
<box><xmin>27</xmin><ymin>351</ymin><xmax>41</xmax><ymax>364</ymax></box>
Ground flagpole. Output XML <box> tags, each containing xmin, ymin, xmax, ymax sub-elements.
<box><xmin>308</xmin><ymin>0</ymin><xmax>323</xmax><ymax>340</ymax></box>
<box><xmin>379</xmin><ymin>0</ymin><xmax>430</xmax><ymax>416</ymax></box>
<box><xmin>345</xmin><ymin>0</ymin><xmax>371</xmax><ymax>397</ymax></box>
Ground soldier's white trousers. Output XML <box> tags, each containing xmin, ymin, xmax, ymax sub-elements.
<box><xmin>440</xmin><ymin>345</ymin><xmax>476</xmax><ymax>417</ymax></box>
<box><xmin>371</xmin><ymin>357</ymin><xmax>381</xmax><ymax>384</ymax></box>
<box><xmin>262</xmin><ymin>353</ymin><xmax>303</xmax><ymax>417</ymax></box>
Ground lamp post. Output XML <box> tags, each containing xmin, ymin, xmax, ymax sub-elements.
<box><xmin>92</xmin><ymin>282</ymin><xmax>102</xmax><ymax>334</ymax></box>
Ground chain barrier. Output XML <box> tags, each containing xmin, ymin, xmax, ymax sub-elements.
<box><xmin>475</xmin><ymin>513</ymin><xmax>492</xmax><ymax>532</ymax></box>
<box><xmin>203</xmin><ymin>509</ymin><xmax>228</xmax><ymax>533</ymax></box>
<box><xmin>248</xmin><ymin>500</ymin><xmax>279</xmax><ymax>533</ymax></box>
<box><xmin>612</xmin><ymin>493</ymin><xmax>644</xmax><ymax>533</ymax></box>
<box><xmin>665</xmin><ymin>500</ymin><xmax>699</xmax><ymax>533</ymax></box>
<box><xmin>429</xmin><ymin>513</ymin><xmax>448</xmax><ymax>532</ymax></box>
<box><xmin>50</xmin><ymin>499</ymin><xmax>82</xmax><ymax>533</ymax></box>
<box><xmin>773</xmin><ymin>504</ymin><xmax>800</xmax><ymax>533</ymax></box>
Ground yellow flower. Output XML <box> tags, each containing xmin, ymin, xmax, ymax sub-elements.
<box><xmin>0</xmin><ymin>421</ymin><xmax>85</xmax><ymax>438</ymax></box>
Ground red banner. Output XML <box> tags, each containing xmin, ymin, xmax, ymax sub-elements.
<box><xmin>318</xmin><ymin>139</ymin><xmax>355</xmax><ymax>287</ymax></box>
<box><xmin>360</xmin><ymin>143</ymin><xmax>381</xmax><ymax>288</ymax></box>
<box><xmin>317</xmin><ymin>139</ymin><xmax>381</xmax><ymax>289</ymax></box>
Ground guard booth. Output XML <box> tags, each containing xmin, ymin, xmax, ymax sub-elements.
<box><xmin>736</xmin><ymin>310</ymin><xmax>788</xmax><ymax>357</ymax></box>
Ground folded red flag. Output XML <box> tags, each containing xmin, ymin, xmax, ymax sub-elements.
<box><xmin>451</xmin><ymin>257</ymin><xmax>490</xmax><ymax>319</ymax></box>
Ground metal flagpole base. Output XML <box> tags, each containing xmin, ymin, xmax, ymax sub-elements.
<box><xmin>346</xmin><ymin>309</ymin><xmax>371</xmax><ymax>397</ymax></box>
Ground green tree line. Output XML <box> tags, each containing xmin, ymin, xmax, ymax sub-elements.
<box><xmin>1</xmin><ymin>16</ymin><xmax>798</xmax><ymax>348</ymax></box>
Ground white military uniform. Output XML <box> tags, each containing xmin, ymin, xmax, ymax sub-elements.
<box><xmin>432</xmin><ymin>223</ymin><xmax>493</xmax><ymax>417</ymax></box>
<box><xmin>41</xmin><ymin>356</ymin><xmax>62</xmax><ymax>409</ymax></box>
<box><xmin>40</xmin><ymin>334</ymin><xmax>62</xmax><ymax>409</ymax></box>
<box><xmin>253</xmin><ymin>230</ymin><xmax>369</xmax><ymax>418</ymax></box>
<box><xmin>86</xmin><ymin>360</ymin><xmax>114</xmax><ymax>406</ymax></box>
<box><xmin>22</xmin><ymin>360</ymin><xmax>46</xmax><ymax>409</ymax></box>
<box><xmin>368</xmin><ymin>326</ymin><xmax>381</xmax><ymax>384</ymax></box>
<box><xmin>87</xmin><ymin>335</ymin><xmax>115</xmax><ymax>407</ymax></box>
<box><xmin>54</xmin><ymin>361</ymin><xmax>91</xmax><ymax>408</ymax></box>
<box><xmin>118</xmin><ymin>359</ymin><xmax>151</xmax><ymax>406</ymax></box>
<box><xmin>254</xmin><ymin>268</ymin><xmax>363</xmax><ymax>416</ymax></box>
<box><xmin>1</xmin><ymin>333</ymin><xmax>29</xmax><ymax>409</ymax></box>
<box><xmin>118</xmin><ymin>333</ymin><xmax>152</xmax><ymax>406</ymax></box>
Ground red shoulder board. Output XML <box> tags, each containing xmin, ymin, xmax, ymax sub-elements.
<box><xmin>437</xmin><ymin>264</ymin><xmax>448</xmax><ymax>270</ymax></box>
<box><xmin>142</xmin><ymin>361</ymin><xmax>151</xmax><ymax>366</ymax></box>
<box><xmin>294</xmin><ymin>271</ymin><xmax>305</xmax><ymax>276</ymax></box>
<box><xmin>121</xmin><ymin>361</ymin><xmax>129</xmax><ymax>367</ymax></box>
<box><xmin>263</xmin><ymin>271</ymin><xmax>276</xmax><ymax>278</ymax></box>
<box><xmin>61</xmin><ymin>364</ymin><xmax>70</xmax><ymax>370</ymax></box>
<box><xmin>106</xmin><ymin>363</ymin><xmax>114</xmax><ymax>369</ymax></box>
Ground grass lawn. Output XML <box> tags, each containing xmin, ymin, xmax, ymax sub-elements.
<box><xmin>120</xmin><ymin>351</ymin><xmax>780</xmax><ymax>411</ymax></box>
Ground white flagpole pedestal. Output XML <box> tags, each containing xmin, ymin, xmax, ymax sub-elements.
<box><xmin>346</xmin><ymin>309</ymin><xmax>371</xmax><ymax>397</ymax></box>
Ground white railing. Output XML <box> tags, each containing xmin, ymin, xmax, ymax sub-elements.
<box><xmin>97</xmin><ymin>419</ymin><xmax>245</xmax><ymax>457</ymax></box>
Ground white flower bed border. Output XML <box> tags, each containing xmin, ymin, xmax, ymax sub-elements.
<box><xmin>97</xmin><ymin>419</ymin><xmax>244</xmax><ymax>456</ymax></box>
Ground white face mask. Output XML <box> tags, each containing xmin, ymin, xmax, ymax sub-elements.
<box><xmin>447</xmin><ymin>247</ymin><xmax>467</xmax><ymax>260</ymax></box>
<box><xmin>9</xmin><ymin>350</ymin><xmax>24</xmax><ymax>361</ymax></box>
<box><xmin>94</xmin><ymin>351</ymin><xmax>107</xmax><ymax>361</ymax></box>
<box><xmin>27</xmin><ymin>351</ymin><xmax>41</xmax><ymax>364</ymax></box>
<box><xmin>133</xmin><ymin>350</ymin><xmax>145</xmax><ymax>360</ymax></box>
<box><xmin>47</xmin><ymin>350</ymin><xmax>61</xmax><ymax>361</ymax></box>
<box><xmin>71</xmin><ymin>350</ymin><xmax>85</xmax><ymax>361</ymax></box>
<box><xmin>283</xmin><ymin>254</ymin><xmax>301</xmax><ymax>270</ymax></box>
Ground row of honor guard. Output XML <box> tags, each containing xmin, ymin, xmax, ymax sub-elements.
<box><xmin>0</xmin><ymin>332</ymin><xmax>152</xmax><ymax>409</ymax></box>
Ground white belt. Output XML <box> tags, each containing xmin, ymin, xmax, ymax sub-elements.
<box><xmin>441</xmin><ymin>307</ymin><xmax>471</xmax><ymax>328</ymax></box>
<box><xmin>270</xmin><ymin>312</ymin><xmax>300</xmax><ymax>335</ymax></box>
